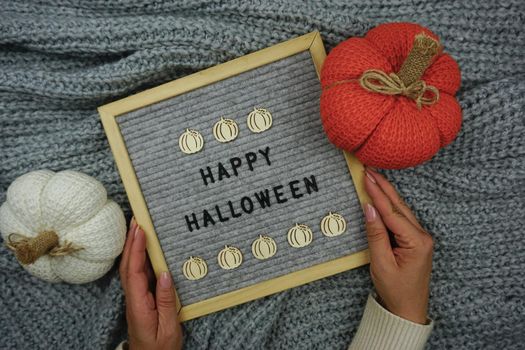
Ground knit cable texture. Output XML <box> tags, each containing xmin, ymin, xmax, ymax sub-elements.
<box><xmin>0</xmin><ymin>1</ymin><xmax>524</xmax><ymax>349</ymax></box>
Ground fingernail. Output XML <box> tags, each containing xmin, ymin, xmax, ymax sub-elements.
<box><xmin>160</xmin><ymin>271</ymin><xmax>172</xmax><ymax>289</ymax></box>
<box><xmin>129</xmin><ymin>217</ymin><xmax>136</xmax><ymax>231</ymax></box>
<box><xmin>365</xmin><ymin>169</ymin><xmax>377</xmax><ymax>184</ymax></box>
<box><xmin>367</xmin><ymin>166</ymin><xmax>378</xmax><ymax>172</ymax></box>
<box><xmin>134</xmin><ymin>224</ymin><xmax>142</xmax><ymax>239</ymax></box>
<box><xmin>364</xmin><ymin>203</ymin><xmax>377</xmax><ymax>222</ymax></box>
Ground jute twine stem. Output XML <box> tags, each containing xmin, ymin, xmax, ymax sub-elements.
<box><xmin>6</xmin><ymin>231</ymin><xmax>83</xmax><ymax>265</ymax></box>
<box><xmin>397</xmin><ymin>33</ymin><xmax>442</xmax><ymax>87</ymax></box>
<box><xmin>325</xmin><ymin>33</ymin><xmax>442</xmax><ymax>109</ymax></box>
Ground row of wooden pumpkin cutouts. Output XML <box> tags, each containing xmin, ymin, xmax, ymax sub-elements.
<box><xmin>182</xmin><ymin>212</ymin><xmax>347</xmax><ymax>280</ymax></box>
<box><xmin>178</xmin><ymin>107</ymin><xmax>274</xmax><ymax>154</ymax></box>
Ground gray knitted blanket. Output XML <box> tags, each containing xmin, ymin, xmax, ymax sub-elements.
<box><xmin>1</xmin><ymin>1</ymin><xmax>524</xmax><ymax>349</ymax></box>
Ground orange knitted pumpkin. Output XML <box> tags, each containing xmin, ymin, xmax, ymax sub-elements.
<box><xmin>320</xmin><ymin>22</ymin><xmax>462</xmax><ymax>169</ymax></box>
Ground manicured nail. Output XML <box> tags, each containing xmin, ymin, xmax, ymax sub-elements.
<box><xmin>134</xmin><ymin>224</ymin><xmax>142</xmax><ymax>239</ymax></box>
<box><xmin>160</xmin><ymin>271</ymin><xmax>172</xmax><ymax>289</ymax></box>
<box><xmin>129</xmin><ymin>217</ymin><xmax>136</xmax><ymax>231</ymax></box>
<box><xmin>365</xmin><ymin>169</ymin><xmax>377</xmax><ymax>184</ymax></box>
<box><xmin>364</xmin><ymin>203</ymin><xmax>377</xmax><ymax>222</ymax></box>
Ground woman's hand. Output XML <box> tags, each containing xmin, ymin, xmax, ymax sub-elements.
<box><xmin>119</xmin><ymin>218</ymin><xmax>183</xmax><ymax>350</ymax></box>
<box><xmin>363</xmin><ymin>168</ymin><xmax>433</xmax><ymax>324</ymax></box>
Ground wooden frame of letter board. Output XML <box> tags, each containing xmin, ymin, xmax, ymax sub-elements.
<box><xmin>98</xmin><ymin>31</ymin><xmax>371</xmax><ymax>321</ymax></box>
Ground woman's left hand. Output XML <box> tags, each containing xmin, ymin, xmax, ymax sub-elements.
<box><xmin>119</xmin><ymin>218</ymin><xmax>183</xmax><ymax>350</ymax></box>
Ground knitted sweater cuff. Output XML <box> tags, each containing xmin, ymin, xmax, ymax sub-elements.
<box><xmin>348</xmin><ymin>294</ymin><xmax>433</xmax><ymax>350</ymax></box>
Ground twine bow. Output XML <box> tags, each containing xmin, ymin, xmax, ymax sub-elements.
<box><xmin>359</xmin><ymin>69</ymin><xmax>439</xmax><ymax>109</ymax></box>
<box><xmin>324</xmin><ymin>33</ymin><xmax>443</xmax><ymax>110</ymax></box>
<box><xmin>6</xmin><ymin>231</ymin><xmax>83</xmax><ymax>265</ymax></box>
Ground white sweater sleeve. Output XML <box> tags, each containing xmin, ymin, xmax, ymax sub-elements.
<box><xmin>348</xmin><ymin>294</ymin><xmax>433</xmax><ymax>350</ymax></box>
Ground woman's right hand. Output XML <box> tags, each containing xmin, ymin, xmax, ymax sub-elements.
<box><xmin>119</xmin><ymin>218</ymin><xmax>183</xmax><ymax>349</ymax></box>
<box><xmin>363</xmin><ymin>168</ymin><xmax>434</xmax><ymax>324</ymax></box>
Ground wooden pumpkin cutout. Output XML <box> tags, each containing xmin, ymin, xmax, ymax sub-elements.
<box><xmin>213</xmin><ymin>117</ymin><xmax>239</xmax><ymax>143</ymax></box>
<box><xmin>182</xmin><ymin>256</ymin><xmax>208</xmax><ymax>280</ymax></box>
<box><xmin>251</xmin><ymin>235</ymin><xmax>277</xmax><ymax>260</ymax></box>
<box><xmin>217</xmin><ymin>245</ymin><xmax>243</xmax><ymax>270</ymax></box>
<box><xmin>287</xmin><ymin>223</ymin><xmax>313</xmax><ymax>248</ymax></box>
<box><xmin>247</xmin><ymin>107</ymin><xmax>272</xmax><ymax>133</ymax></box>
<box><xmin>178</xmin><ymin>129</ymin><xmax>204</xmax><ymax>154</ymax></box>
<box><xmin>320</xmin><ymin>212</ymin><xmax>347</xmax><ymax>237</ymax></box>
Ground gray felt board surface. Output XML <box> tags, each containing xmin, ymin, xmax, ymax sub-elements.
<box><xmin>117</xmin><ymin>50</ymin><xmax>368</xmax><ymax>306</ymax></box>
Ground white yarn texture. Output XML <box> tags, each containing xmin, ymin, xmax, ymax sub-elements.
<box><xmin>0</xmin><ymin>170</ymin><xmax>126</xmax><ymax>284</ymax></box>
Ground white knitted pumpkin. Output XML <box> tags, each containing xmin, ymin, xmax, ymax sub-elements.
<box><xmin>0</xmin><ymin>170</ymin><xmax>126</xmax><ymax>284</ymax></box>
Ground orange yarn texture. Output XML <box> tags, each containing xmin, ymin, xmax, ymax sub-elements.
<box><xmin>320</xmin><ymin>22</ymin><xmax>462</xmax><ymax>169</ymax></box>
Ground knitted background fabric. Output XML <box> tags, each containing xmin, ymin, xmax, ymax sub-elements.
<box><xmin>0</xmin><ymin>1</ymin><xmax>524</xmax><ymax>349</ymax></box>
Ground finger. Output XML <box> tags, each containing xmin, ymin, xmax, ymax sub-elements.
<box><xmin>156</xmin><ymin>272</ymin><xmax>182</xmax><ymax>341</ymax></box>
<box><xmin>126</xmin><ymin>226</ymin><xmax>151</xmax><ymax>303</ymax></box>
<box><xmin>363</xmin><ymin>202</ymin><xmax>396</xmax><ymax>268</ymax></box>
<box><xmin>119</xmin><ymin>217</ymin><xmax>137</xmax><ymax>292</ymax></box>
<box><xmin>145</xmin><ymin>255</ymin><xmax>156</xmax><ymax>291</ymax></box>
<box><xmin>129</xmin><ymin>224</ymin><xmax>147</xmax><ymax>274</ymax></box>
<box><xmin>124</xmin><ymin>226</ymin><xmax>159</xmax><ymax>339</ymax></box>
<box><xmin>364</xmin><ymin>170</ymin><xmax>422</xmax><ymax>247</ymax></box>
<box><xmin>120</xmin><ymin>218</ymin><xmax>137</xmax><ymax>273</ymax></box>
<box><xmin>365</xmin><ymin>168</ymin><xmax>424</xmax><ymax>230</ymax></box>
